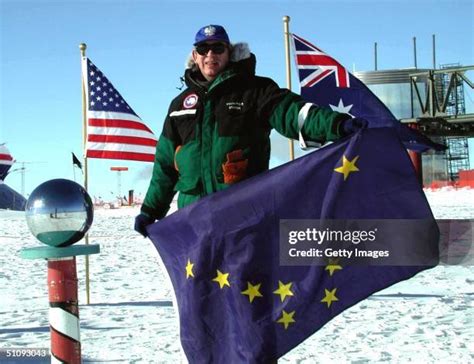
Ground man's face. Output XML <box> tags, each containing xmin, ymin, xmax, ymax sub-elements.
<box><xmin>192</xmin><ymin>41</ymin><xmax>230</xmax><ymax>81</ymax></box>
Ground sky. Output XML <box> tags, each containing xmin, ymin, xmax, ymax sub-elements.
<box><xmin>1</xmin><ymin>0</ymin><xmax>473</xmax><ymax>200</ymax></box>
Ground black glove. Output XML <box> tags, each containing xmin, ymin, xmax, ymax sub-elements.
<box><xmin>134</xmin><ymin>213</ymin><xmax>155</xmax><ymax>237</ymax></box>
<box><xmin>341</xmin><ymin>117</ymin><xmax>368</xmax><ymax>135</ymax></box>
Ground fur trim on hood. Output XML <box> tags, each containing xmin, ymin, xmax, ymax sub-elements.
<box><xmin>185</xmin><ymin>42</ymin><xmax>251</xmax><ymax>69</ymax></box>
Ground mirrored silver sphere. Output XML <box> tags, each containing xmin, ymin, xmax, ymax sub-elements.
<box><xmin>25</xmin><ymin>179</ymin><xmax>93</xmax><ymax>247</ymax></box>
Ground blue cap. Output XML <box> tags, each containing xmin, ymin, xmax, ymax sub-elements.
<box><xmin>194</xmin><ymin>25</ymin><xmax>230</xmax><ymax>45</ymax></box>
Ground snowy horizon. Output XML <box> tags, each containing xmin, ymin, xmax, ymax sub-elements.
<box><xmin>1</xmin><ymin>188</ymin><xmax>473</xmax><ymax>363</ymax></box>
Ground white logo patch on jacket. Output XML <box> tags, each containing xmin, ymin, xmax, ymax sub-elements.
<box><xmin>183</xmin><ymin>93</ymin><xmax>198</xmax><ymax>109</ymax></box>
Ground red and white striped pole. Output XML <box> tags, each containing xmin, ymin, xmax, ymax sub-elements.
<box><xmin>48</xmin><ymin>258</ymin><xmax>81</xmax><ymax>363</ymax></box>
<box><xmin>20</xmin><ymin>179</ymin><xmax>100</xmax><ymax>362</ymax></box>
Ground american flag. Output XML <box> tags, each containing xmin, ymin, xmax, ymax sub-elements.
<box><xmin>0</xmin><ymin>143</ymin><xmax>14</xmax><ymax>181</ymax></box>
<box><xmin>82</xmin><ymin>58</ymin><xmax>157</xmax><ymax>162</ymax></box>
<box><xmin>291</xmin><ymin>34</ymin><xmax>444</xmax><ymax>152</ymax></box>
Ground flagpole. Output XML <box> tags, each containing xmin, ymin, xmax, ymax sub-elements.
<box><xmin>79</xmin><ymin>42</ymin><xmax>92</xmax><ymax>305</ymax></box>
<box><xmin>72</xmin><ymin>154</ymin><xmax>76</xmax><ymax>182</ymax></box>
<box><xmin>283</xmin><ymin>16</ymin><xmax>295</xmax><ymax>161</ymax></box>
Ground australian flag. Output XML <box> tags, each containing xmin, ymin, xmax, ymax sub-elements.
<box><xmin>291</xmin><ymin>33</ymin><xmax>444</xmax><ymax>152</ymax></box>
<box><xmin>147</xmin><ymin>128</ymin><xmax>439</xmax><ymax>362</ymax></box>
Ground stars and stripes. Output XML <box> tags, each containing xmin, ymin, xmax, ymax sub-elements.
<box><xmin>0</xmin><ymin>143</ymin><xmax>14</xmax><ymax>166</ymax></box>
<box><xmin>82</xmin><ymin>58</ymin><xmax>157</xmax><ymax>162</ymax></box>
<box><xmin>292</xmin><ymin>33</ymin><xmax>350</xmax><ymax>88</ymax></box>
<box><xmin>0</xmin><ymin>143</ymin><xmax>14</xmax><ymax>181</ymax></box>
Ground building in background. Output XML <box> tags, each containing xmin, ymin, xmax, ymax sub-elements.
<box><xmin>354</xmin><ymin>61</ymin><xmax>474</xmax><ymax>187</ymax></box>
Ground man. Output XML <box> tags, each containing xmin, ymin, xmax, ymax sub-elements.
<box><xmin>135</xmin><ymin>24</ymin><xmax>366</xmax><ymax>237</ymax></box>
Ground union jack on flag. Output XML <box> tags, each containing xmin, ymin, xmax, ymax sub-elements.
<box><xmin>82</xmin><ymin>58</ymin><xmax>157</xmax><ymax>162</ymax></box>
<box><xmin>292</xmin><ymin>34</ymin><xmax>349</xmax><ymax>88</ymax></box>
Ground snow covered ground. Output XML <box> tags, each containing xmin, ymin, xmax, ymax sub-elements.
<box><xmin>1</xmin><ymin>188</ymin><xmax>473</xmax><ymax>363</ymax></box>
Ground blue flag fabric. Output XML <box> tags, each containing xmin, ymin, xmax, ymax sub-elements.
<box><xmin>148</xmin><ymin>128</ymin><xmax>438</xmax><ymax>362</ymax></box>
<box><xmin>291</xmin><ymin>34</ymin><xmax>444</xmax><ymax>152</ymax></box>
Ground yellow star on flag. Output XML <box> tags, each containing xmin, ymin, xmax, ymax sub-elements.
<box><xmin>241</xmin><ymin>282</ymin><xmax>263</xmax><ymax>303</ymax></box>
<box><xmin>185</xmin><ymin>259</ymin><xmax>194</xmax><ymax>279</ymax></box>
<box><xmin>212</xmin><ymin>270</ymin><xmax>230</xmax><ymax>289</ymax></box>
<box><xmin>325</xmin><ymin>262</ymin><xmax>343</xmax><ymax>276</ymax></box>
<box><xmin>273</xmin><ymin>281</ymin><xmax>294</xmax><ymax>302</ymax></box>
<box><xmin>334</xmin><ymin>155</ymin><xmax>360</xmax><ymax>181</ymax></box>
<box><xmin>321</xmin><ymin>288</ymin><xmax>339</xmax><ymax>308</ymax></box>
<box><xmin>276</xmin><ymin>310</ymin><xmax>296</xmax><ymax>330</ymax></box>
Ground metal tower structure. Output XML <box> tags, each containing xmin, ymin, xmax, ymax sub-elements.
<box><xmin>445</xmin><ymin>138</ymin><xmax>470</xmax><ymax>180</ymax></box>
<box><xmin>439</xmin><ymin>63</ymin><xmax>470</xmax><ymax>181</ymax></box>
<box><xmin>8</xmin><ymin>161</ymin><xmax>46</xmax><ymax>196</ymax></box>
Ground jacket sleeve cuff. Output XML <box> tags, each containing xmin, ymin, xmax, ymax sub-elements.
<box><xmin>333</xmin><ymin>114</ymin><xmax>352</xmax><ymax>137</ymax></box>
<box><xmin>141</xmin><ymin>202</ymin><xmax>170</xmax><ymax>220</ymax></box>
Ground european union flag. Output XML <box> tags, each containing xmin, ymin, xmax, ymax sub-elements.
<box><xmin>147</xmin><ymin>128</ymin><xmax>439</xmax><ymax>362</ymax></box>
<box><xmin>291</xmin><ymin>33</ymin><xmax>444</xmax><ymax>152</ymax></box>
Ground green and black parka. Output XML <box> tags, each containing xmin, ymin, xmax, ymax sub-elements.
<box><xmin>141</xmin><ymin>43</ymin><xmax>350</xmax><ymax>219</ymax></box>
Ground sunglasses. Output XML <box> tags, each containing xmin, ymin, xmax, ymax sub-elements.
<box><xmin>195</xmin><ymin>43</ymin><xmax>227</xmax><ymax>56</ymax></box>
